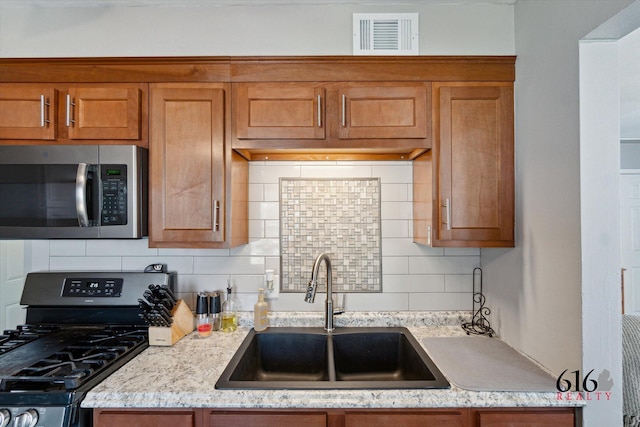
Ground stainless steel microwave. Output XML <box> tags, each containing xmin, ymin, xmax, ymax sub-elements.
<box><xmin>0</xmin><ymin>145</ymin><xmax>147</xmax><ymax>239</ymax></box>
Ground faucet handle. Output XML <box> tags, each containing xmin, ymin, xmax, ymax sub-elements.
<box><xmin>304</xmin><ymin>279</ymin><xmax>317</xmax><ymax>303</ymax></box>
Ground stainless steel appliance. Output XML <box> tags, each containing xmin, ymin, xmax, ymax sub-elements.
<box><xmin>0</xmin><ymin>270</ymin><xmax>176</xmax><ymax>427</ymax></box>
<box><xmin>0</xmin><ymin>145</ymin><xmax>147</xmax><ymax>239</ymax></box>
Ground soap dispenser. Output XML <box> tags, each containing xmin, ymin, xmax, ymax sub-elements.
<box><xmin>254</xmin><ymin>288</ymin><xmax>269</xmax><ymax>332</ymax></box>
<box><xmin>221</xmin><ymin>280</ymin><xmax>237</xmax><ymax>332</ymax></box>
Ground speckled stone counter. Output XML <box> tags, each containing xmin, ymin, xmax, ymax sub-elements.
<box><xmin>82</xmin><ymin>312</ymin><xmax>581</xmax><ymax>409</ymax></box>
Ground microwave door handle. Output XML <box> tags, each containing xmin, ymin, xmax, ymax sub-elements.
<box><xmin>76</xmin><ymin>163</ymin><xmax>90</xmax><ymax>227</ymax></box>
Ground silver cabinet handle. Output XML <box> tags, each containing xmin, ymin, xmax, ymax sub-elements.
<box><xmin>213</xmin><ymin>200</ymin><xmax>220</xmax><ymax>232</ymax></box>
<box><xmin>427</xmin><ymin>225</ymin><xmax>432</xmax><ymax>246</ymax></box>
<box><xmin>40</xmin><ymin>95</ymin><xmax>50</xmax><ymax>127</ymax></box>
<box><xmin>341</xmin><ymin>94</ymin><xmax>346</xmax><ymax>127</ymax></box>
<box><xmin>76</xmin><ymin>163</ymin><xmax>90</xmax><ymax>227</ymax></box>
<box><xmin>66</xmin><ymin>94</ymin><xmax>75</xmax><ymax>127</ymax></box>
<box><xmin>317</xmin><ymin>94</ymin><xmax>322</xmax><ymax>127</ymax></box>
<box><xmin>444</xmin><ymin>198</ymin><xmax>451</xmax><ymax>231</ymax></box>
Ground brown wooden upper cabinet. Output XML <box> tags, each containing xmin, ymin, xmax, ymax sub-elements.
<box><xmin>0</xmin><ymin>83</ymin><xmax>145</xmax><ymax>145</ymax></box>
<box><xmin>149</xmin><ymin>83</ymin><xmax>248</xmax><ymax>249</ymax></box>
<box><xmin>234</xmin><ymin>83</ymin><xmax>325</xmax><ymax>140</ymax></box>
<box><xmin>232</xmin><ymin>82</ymin><xmax>430</xmax><ymax>154</ymax></box>
<box><xmin>338</xmin><ymin>85</ymin><xmax>429</xmax><ymax>140</ymax></box>
<box><xmin>414</xmin><ymin>82</ymin><xmax>514</xmax><ymax>248</ymax></box>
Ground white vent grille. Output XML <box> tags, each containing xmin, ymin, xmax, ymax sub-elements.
<box><xmin>353</xmin><ymin>13</ymin><xmax>418</xmax><ymax>55</ymax></box>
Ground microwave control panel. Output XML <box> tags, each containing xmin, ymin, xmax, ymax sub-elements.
<box><xmin>101</xmin><ymin>165</ymin><xmax>127</xmax><ymax>226</ymax></box>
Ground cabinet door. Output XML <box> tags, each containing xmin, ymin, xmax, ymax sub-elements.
<box><xmin>93</xmin><ymin>409</ymin><xmax>197</xmax><ymax>427</ymax></box>
<box><xmin>0</xmin><ymin>85</ymin><xmax>56</xmax><ymax>140</ymax></box>
<box><xmin>473</xmin><ymin>408</ymin><xmax>575</xmax><ymax>427</ymax></box>
<box><xmin>207</xmin><ymin>411</ymin><xmax>327</xmax><ymax>427</ymax></box>
<box><xmin>149</xmin><ymin>84</ymin><xmax>226</xmax><ymax>246</ymax></box>
<box><xmin>67</xmin><ymin>86</ymin><xmax>141</xmax><ymax>140</ymax></box>
<box><xmin>345</xmin><ymin>409</ymin><xmax>467</xmax><ymax>427</ymax></box>
<box><xmin>234</xmin><ymin>83</ymin><xmax>325</xmax><ymax>140</ymax></box>
<box><xmin>433</xmin><ymin>82</ymin><xmax>514</xmax><ymax>247</ymax></box>
<box><xmin>338</xmin><ymin>84</ymin><xmax>429</xmax><ymax>140</ymax></box>
<box><xmin>413</xmin><ymin>150</ymin><xmax>433</xmax><ymax>246</ymax></box>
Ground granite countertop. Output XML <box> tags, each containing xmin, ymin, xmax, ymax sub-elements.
<box><xmin>82</xmin><ymin>311</ymin><xmax>581</xmax><ymax>409</ymax></box>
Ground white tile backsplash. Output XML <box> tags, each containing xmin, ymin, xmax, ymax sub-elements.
<box><xmin>444</xmin><ymin>274</ymin><xmax>474</xmax><ymax>293</ymax></box>
<box><xmin>49</xmin><ymin>240</ymin><xmax>86</xmax><ymax>256</ymax></box>
<box><xmin>49</xmin><ymin>256</ymin><xmax>122</xmax><ymax>271</ymax></box>
<box><xmin>381</xmin><ymin>220</ymin><xmax>410</xmax><ymax>238</ymax></box>
<box><xmin>299</xmin><ymin>164</ymin><xmax>372</xmax><ymax>178</ymax></box>
<box><xmin>381</xmin><ymin>256</ymin><xmax>410</xmax><ymax>275</ymax></box>
<box><xmin>371</xmin><ymin>164</ymin><xmax>413</xmax><ymax>183</ymax></box>
<box><xmin>408</xmin><ymin>292</ymin><xmax>473</xmax><ymax>311</ymax></box>
<box><xmin>381</xmin><ymin>201</ymin><xmax>413</xmax><ymax>220</ymax></box>
<box><xmin>382</xmin><ymin>274</ymin><xmax>445</xmax><ymax>293</ymax></box>
<box><xmin>380</xmin><ymin>183</ymin><xmax>410</xmax><ymax>202</ymax></box>
<box><xmin>86</xmin><ymin>239</ymin><xmax>156</xmax><ymax>256</ymax></box>
<box><xmin>36</xmin><ymin>161</ymin><xmax>477</xmax><ymax>312</ymax></box>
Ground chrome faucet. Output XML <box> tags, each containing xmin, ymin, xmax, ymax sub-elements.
<box><xmin>304</xmin><ymin>253</ymin><xmax>344</xmax><ymax>332</ymax></box>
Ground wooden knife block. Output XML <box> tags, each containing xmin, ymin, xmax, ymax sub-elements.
<box><xmin>148</xmin><ymin>300</ymin><xmax>194</xmax><ymax>346</ymax></box>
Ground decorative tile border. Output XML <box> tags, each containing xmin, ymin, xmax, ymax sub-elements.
<box><xmin>280</xmin><ymin>178</ymin><xmax>382</xmax><ymax>293</ymax></box>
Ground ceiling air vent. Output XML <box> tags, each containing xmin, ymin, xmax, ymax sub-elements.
<box><xmin>353</xmin><ymin>13</ymin><xmax>419</xmax><ymax>56</ymax></box>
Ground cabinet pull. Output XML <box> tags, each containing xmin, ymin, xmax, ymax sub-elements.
<box><xmin>443</xmin><ymin>198</ymin><xmax>451</xmax><ymax>231</ymax></box>
<box><xmin>66</xmin><ymin>94</ymin><xmax>76</xmax><ymax>127</ymax></box>
<box><xmin>40</xmin><ymin>95</ymin><xmax>50</xmax><ymax>127</ymax></box>
<box><xmin>341</xmin><ymin>94</ymin><xmax>346</xmax><ymax>127</ymax></box>
<box><xmin>317</xmin><ymin>94</ymin><xmax>322</xmax><ymax>127</ymax></box>
<box><xmin>427</xmin><ymin>225</ymin><xmax>432</xmax><ymax>246</ymax></box>
<box><xmin>213</xmin><ymin>200</ymin><xmax>220</xmax><ymax>232</ymax></box>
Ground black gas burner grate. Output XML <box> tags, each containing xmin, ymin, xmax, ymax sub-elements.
<box><xmin>0</xmin><ymin>325</ymin><xmax>61</xmax><ymax>354</ymax></box>
<box><xmin>0</xmin><ymin>326</ymin><xmax>148</xmax><ymax>392</ymax></box>
<box><xmin>77</xmin><ymin>327</ymin><xmax>147</xmax><ymax>347</ymax></box>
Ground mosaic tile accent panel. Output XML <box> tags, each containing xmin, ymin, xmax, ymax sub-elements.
<box><xmin>280</xmin><ymin>178</ymin><xmax>382</xmax><ymax>293</ymax></box>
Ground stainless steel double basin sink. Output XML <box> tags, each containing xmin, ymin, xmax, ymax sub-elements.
<box><xmin>215</xmin><ymin>327</ymin><xmax>449</xmax><ymax>390</ymax></box>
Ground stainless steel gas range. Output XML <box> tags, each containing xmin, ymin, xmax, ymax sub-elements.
<box><xmin>0</xmin><ymin>270</ymin><xmax>176</xmax><ymax>427</ymax></box>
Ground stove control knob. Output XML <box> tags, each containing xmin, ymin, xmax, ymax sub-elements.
<box><xmin>14</xmin><ymin>409</ymin><xmax>38</xmax><ymax>427</ymax></box>
<box><xmin>0</xmin><ymin>409</ymin><xmax>11</xmax><ymax>427</ymax></box>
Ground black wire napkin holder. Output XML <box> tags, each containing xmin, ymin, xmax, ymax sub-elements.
<box><xmin>461</xmin><ymin>267</ymin><xmax>495</xmax><ymax>337</ymax></box>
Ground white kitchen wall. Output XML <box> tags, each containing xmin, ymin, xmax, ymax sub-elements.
<box><xmin>482</xmin><ymin>0</ymin><xmax>635</xmax><ymax>413</ymax></box>
<box><xmin>0</xmin><ymin>3</ymin><xmax>514</xmax><ymax>57</ymax></box>
<box><xmin>29</xmin><ymin>161</ymin><xmax>480</xmax><ymax>313</ymax></box>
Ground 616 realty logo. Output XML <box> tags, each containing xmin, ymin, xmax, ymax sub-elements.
<box><xmin>556</xmin><ymin>369</ymin><xmax>614</xmax><ymax>401</ymax></box>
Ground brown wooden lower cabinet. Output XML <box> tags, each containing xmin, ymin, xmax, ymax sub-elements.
<box><xmin>471</xmin><ymin>408</ymin><xmax>576</xmax><ymax>427</ymax></box>
<box><xmin>93</xmin><ymin>407</ymin><xmax>579</xmax><ymax>427</ymax></box>
<box><xmin>344</xmin><ymin>409</ymin><xmax>469</xmax><ymax>427</ymax></box>
<box><xmin>93</xmin><ymin>408</ymin><xmax>197</xmax><ymax>427</ymax></box>
<box><xmin>206</xmin><ymin>410</ymin><xmax>329</xmax><ymax>427</ymax></box>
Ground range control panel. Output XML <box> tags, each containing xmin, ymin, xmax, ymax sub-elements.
<box><xmin>62</xmin><ymin>278</ymin><xmax>123</xmax><ymax>298</ymax></box>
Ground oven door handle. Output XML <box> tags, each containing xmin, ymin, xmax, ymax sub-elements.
<box><xmin>76</xmin><ymin>163</ymin><xmax>91</xmax><ymax>227</ymax></box>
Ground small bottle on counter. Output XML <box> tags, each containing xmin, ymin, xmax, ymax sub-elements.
<box><xmin>221</xmin><ymin>280</ymin><xmax>237</xmax><ymax>332</ymax></box>
<box><xmin>209</xmin><ymin>291</ymin><xmax>222</xmax><ymax>331</ymax></box>
<box><xmin>254</xmin><ymin>288</ymin><xmax>269</xmax><ymax>332</ymax></box>
<box><xmin>195</xmin><ymin>292</ymin><xmax>212</xmax><ymax>338</ymax></box>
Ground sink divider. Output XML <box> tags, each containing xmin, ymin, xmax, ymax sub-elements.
<box><xmin>326</xmin><ymin>335</ymin><xmax>336</xmax><ymax>382</ymax></box>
